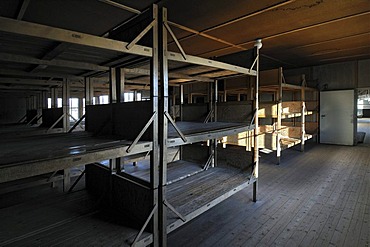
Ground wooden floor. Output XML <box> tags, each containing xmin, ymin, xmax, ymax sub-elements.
<box><xmin>0</xmin><ymin>143</ymin><xmax>369</xmax><ymax>246</ymax></box>
<box><xmin>358</xmin><ymin>118</ymin><xmax>370</xmax><ymax>144</ymax></box>
<box><xmin>168</xmin><ymin>143</ymin><xmax>370</xmax><ymax>247</ymax></box>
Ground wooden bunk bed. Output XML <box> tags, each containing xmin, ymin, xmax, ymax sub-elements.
<box><xmin>0</xmin><ymin>6</ymin><xmax>159</xmax><ymax>246</ymax></box>
<box><xmin>0</xmin><ymin>108</ymin><xmax>68</xmax><ymax>137</ymax></box>
<box><xmin>219</xmin><ymin>67</ymin><xmax>319</xmax><ymax>164</ymax></box>
<box><xmin>258</xmin><ymin>67</ymin><xmax>318</xmax><ymax>164</ymax></box>
<box><xmin>0</xmin><ymin>5</ymin><xmax>261</xmax><ymax>247</ymax></box>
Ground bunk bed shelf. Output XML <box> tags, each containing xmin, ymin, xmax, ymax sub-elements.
<box><xmin>168</xmin><ymin>121</ymin><xmax>255</xmax><ymax>147</ymax></box>
<box><xmin>0</xmin><ymin>132</ymin><xmax>153</xmax><ymax>183</ymax></box>
<box><xmin>0</xmin><ymin>189</ymin><xmax>153</xmax><ymax>247</ymax></box>
<box><xmin>166</xmin><ymin>166</ymin><xmax>255</xmax><ymax>233</ymax></box>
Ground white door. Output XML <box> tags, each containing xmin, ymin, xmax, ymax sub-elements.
<box><xmin>320</xmin><ymin>90</ymin><xmax>356</xmax><ymax>145</ymax></box>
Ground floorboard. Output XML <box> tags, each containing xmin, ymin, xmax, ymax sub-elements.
<box><xmin>1</xmin><ymin>143</ymin><xmax>369</xmax><ymax>246</ymax></box>
<box><xmin>168</xmin><ymin>143</ymin><xmax>370</xmax><ymax>247</ymax></box>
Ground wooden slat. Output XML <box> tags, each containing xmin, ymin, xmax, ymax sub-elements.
<box><xmin>1</xmin><ymin>144</ymin><xmax>369</xmax><ymax>246</ymax></box>
<box><xmin>168</xmin><ymin>144</ymin><xmax>370</xmax><ymax>247</ymax></box>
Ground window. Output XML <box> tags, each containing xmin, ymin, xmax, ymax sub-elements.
<box><xmin>69</xmin><ymin>98</ymin><xmax>79</xmax><ymax>121</ymax></box>
<box><xmin>99</xmin><ymin>95</ymin><xmax>109</xmax><ymax>104</ymax></box>
<box><xmin>358</xmin><ymin>89</ymin><xmax>370</xmax><ymax>118</ymax></box>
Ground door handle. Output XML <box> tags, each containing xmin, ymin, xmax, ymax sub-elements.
<box><xmin>321</xmin><ymin>114</ymin><xmax>326</xmax><ymax>117</ymax></box>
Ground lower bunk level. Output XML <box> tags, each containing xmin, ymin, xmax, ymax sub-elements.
<box><xmin>86</xmin><ymin>143</ymin><xmax>256</xmax><ymax>239</ymax></box>
<box><xmin>0</xmin><ymin>188</ymin><xmax>152</xmax><ymax>247</ymax></box>
<box><xmin>2</xmin><ymin>144</ymin><xmax>368</xmax><ymax>247</ymax></box>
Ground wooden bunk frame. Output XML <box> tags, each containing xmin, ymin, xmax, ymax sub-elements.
<box><xmin>0</xmin><ymin>5</ymin><xmax>261</xmax><ymax>247</ymax></box>
<box><xmin>258</xmin><ymin>67</ymin><xmax>319</xmax><ymax>164</ymax></box>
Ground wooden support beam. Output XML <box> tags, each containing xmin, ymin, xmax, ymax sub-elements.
<box><xmin>167</xmin><ymin>51</ymin><xmax>257</xmax><ymax>76</ymax></box>
<box><xmin>0</xmin><ymin>77</ymin><xmax>62</xmax><ymax>87</ymax></box>
<box><xmin>16</xmin><ymin>0</ymin><xmax>30</xmax><ymax>20</ymax></box>
<box><xmin>0</xmin><ymin>52</ymin><xmax>109</xmax><ymax>72</ymax></box>
<box><xmin>0</xmin><ymin>16</ymin><xmax>153</xmax><ymax>57</ymax></box>
<box><xmin>29</xmin><ymin>43</ymin><xmax>72</xmax><ymax>73</ymax></box>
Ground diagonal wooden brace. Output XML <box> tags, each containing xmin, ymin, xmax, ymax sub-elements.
<box><xmin>126</xmin><ymin>19</ymin><xmax>156</xmax><ymax>50</ymax></box>
<box><xmin>165</xmin><ymin>111</ymin><xmax>187</xmax><ymax>142</ymax></box>
<box><xmin>127</xmin><ymin>112</ymin><xmax>157</xmax><ymax>153</ymax></box>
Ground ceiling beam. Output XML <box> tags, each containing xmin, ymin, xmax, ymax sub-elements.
<box><xmin>99</xmin><ymin>0</ymin><xmax>247</xmax><ymax>53</ymax></box>
<box><xmin>29</xmin><ymin>43</ymin><xmax>73</xmax><ymax>73</ymax></box>
<box><xmin>262</xmin><ymin>12</ymin><xmax>370</xmax><ymax>43</ymax></box>
<box><xmin>98</xmin><ymin>0</ymin><xmax>141</xmax><ymax>14</ymax></box>
<box><xmin>320</xmin><ymin>54</ymin><xmax>370</xmax><ymax>62</ymax></box>
<box><xmin>0</xmin><ymin>78</ymin><xmax>62</xmax><ymax>87</ymax></box>
<box><xmin>0</xmin><ymin>85</ymin><xmax>50</xmax><ymax>91</ymax></box>
<box><xmin>0</xmin><ymin>16</ymin><xmax>152</xmax><ymax>58</ymax></box>
<box><xmin>100</xmin><ymin>0</ymin><xmax>293</xmax><ymax>55</ymax></box>
<box><xmin>16</xmin><ymin>0</ymin><xmax>30</xmax><ymax>20</ymax></box>
<box><xmin>306</xmin><ymin>45</ymin><xmax>370</xmax><ymax>57</ymax></box>
<box><xmin>199</xmin><ymin>11</ymin><xmax>370</xmax><ymax>57</ymax></box>
<box><xmin>0</xmin><ymin>68</ymin><xmax>83</xmax><ymax>81</ymax></box>
<box><xmin>124</xmin><ymin>68</ymin><xmax>214</xmax><ymax>82</ymax></box>
<box><xmin>288</xmin><ymin>32</ymin><xmax>370</xmax><ymax>51</ymax></box>
<box><xmin>0</xmin><ymin>69</ymin><xmax>110</xmax><ymax>84</ymax></box>
<box><xmin>168</xmin><ymin>21</ymin><xmax>247</xmax><ymax>51</ymax></box>
<box><xmin>169</xmin><ymin>0</ymin><xmax>296</xmax><ymax>46</ymax></box>
<box><xmin>0</xmin><ymin>52</ymin><xmax>109</xmax><ymax>72</ymax></box>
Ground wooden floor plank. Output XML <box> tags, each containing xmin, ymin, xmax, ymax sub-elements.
<box><xmin>168</xmin><ymin>144</ymin><xmax>370</xmax><ymax>247</ymax></box>
<box><xmin>261</xmin><ymin>159</ymin><xmax>347</xmax><ymax>246</ymax></box>
<box><xmin>240</xmin><ymin>147</ymin><xmax>338</xmax><ymax>246</ymax></box>
<box><xmin>1</xmin><ymin>143</ymin><xmax>369</xmax><ymax>246</ymax></box>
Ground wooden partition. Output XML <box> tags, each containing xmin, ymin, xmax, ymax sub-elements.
<box><xmin>26</xmin><ymin>109</ymin><xmax>38</xmax><ymax>124</ymax></box>
<box><xmin>86</xmin><ymin>164</ymin><xmax>153</xmax><ymax>231</ymax></box>
<box><xmin>85</xmin><ymin>104</ymin><xmax>112</xmax><ymax>135</ymax></box>
<box><xmin>41</xmin><ymin>108</ymin><xmax>63</xmax><ymax>128</ymax></box>
<box><xmin>182</xmin><ymin>103</ymin><xmax>209</xmax><ymax>122</ymax></box>
<box><xmin>217</xmin><ymin>101</ymin><xmax>254</xmax><ymax>123</ymax></box>
<box><xmin>85</xmin><ymin>101</ymin><xmax>152</xmax><ymax>140</ymax></box>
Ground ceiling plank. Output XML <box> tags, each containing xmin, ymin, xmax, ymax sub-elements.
<box><xmin>168</xmin><ymin>21</ymin><xmax>247</xmax><ymax>52</ymax></box>
<box><xmin>0</xmin><ymin>85</ymin><xmax>50</xmax><ymax>91</ymax></box>
<box><xmin>29</xmin><ymin>43</ymin><xmax>73</xmax><ymax>73</ymax></box>
<box><xmin>0</xmin><ymin>69</ymin><xmax>112</xmax><ymax>85</ymax></box>
<box><xmin>0</xmin><ymin>52</ymin><xmax>109</xmax><ymax>72</ymax></box>
<box><xmin>98</xmin><ymin>0</ymin><xmax>141</xmax><ymax>14</ymax></box>
<box><xmin>16</xmin><ymin>0</ymin><xmax>30</xmax><ymax>20</ymax></box>
<box><xmin>289</xmin><ymin>32</ymin><xmax>370</xmax><ymax>51</ymax></box>
<box><xmin>0</xmin><ymin>78</ymin><xmax>62</xmax><ymax>86</ymax></box>
<box><xmin>199</xmin><ymin>11</ymin><xmax>370</xmax><ymax>57</ymax></box>
<box><xmin>0</xmin><ymin>68</ymin><xmax>84</xmax><ymax>81</ymax></box>
<box><xmin>170</xmin><ymin>0</ymin><xmax>297</xmax><ymax>46</ymax></box>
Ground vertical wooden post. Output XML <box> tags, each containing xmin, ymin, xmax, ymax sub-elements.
<box><xmin>51</xmin><ymin>87</ymin><xmax>58</xmax><ymax>108</ymax></box>
<box><xmin>62</xmin><ymin>78</ymin><xmax>70</xmax><ymax>132</ymax></box>
<box><xmin>151</xmin><ymin>5</ymin><xmax>160</xmax><ymax>247</ymax></box>
<box><xmin>301</xmin><ymin>75</ymin><xmax>306</xmax><ymax>152</ymax></box>
<box><xmin>276</xmin><ymin>68</ymin><xmax>283</xmax><ymax>165</ymax></box>
<box><xmin>84</xmin><ymin>77</ymin><xmax>93</xmax><ymax>106</ymax></box>
<box><xmin>253</xmin><ymin>39</ymin><xmax>262</xmax><ymax>202</ymax></box>
<box><xmin>78</xmin><ymin>97</ymin><xmax>84</xmax><ymax>118</ymax></box>
<box><xmin>62</xmin><ymin>79</ymin><xmax>70</xmax><ymax>191</ymax></box>
<box><xmin>213</xmin><ymin>80</ymin><xmax>218</xmax><ymax>167</ymax></box>
<box><xmin>159</xmin><ymin>6</ymin><xmax>168</xmax><ymax>247</ymax></box>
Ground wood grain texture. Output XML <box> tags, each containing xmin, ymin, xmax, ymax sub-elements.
<box><xmin>168</xmin><ymin>143</ymin><xmax>370</xmax><ymax>247</ymax></box>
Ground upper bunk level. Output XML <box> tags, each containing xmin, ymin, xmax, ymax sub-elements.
<box><xmin>0</xmin><ymin>5</ymin><xmax>258</xmax><ymax>92</ymax></box>
<box><xmin>258</xmin><ymin>67</ymin><xmax>318</xmax><ymax>119</ymax></box>
<box><xmin>0</xmin><ymin>4</ymin><xmax>261</xmax><ymax>184</ymax></box>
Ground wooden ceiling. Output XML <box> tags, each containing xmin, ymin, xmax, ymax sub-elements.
<box><xmin>0</xmin><ymin>0</ymin><xmax>369</xmax><ymax>92</ymax></box>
